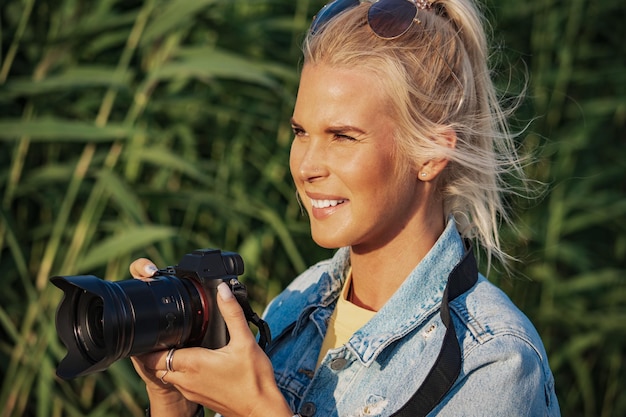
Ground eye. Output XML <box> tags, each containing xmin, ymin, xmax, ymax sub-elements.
<box><xmin>291</xmin><ymin>125</ymin><xmax>306</xmax><ymax>137</ymax></box>
<box><xmin>334</xmin><ymin>133</ymin><xmax>357</xmax><ymax>142</ymax></box>
<box><xmin>328</xmin><ymin>126</ymin><xmax>363</xmax><ymax>142</ymax></box>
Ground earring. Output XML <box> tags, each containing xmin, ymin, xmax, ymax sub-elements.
<box><xmin>420</xmin><ymin>172</ymin><xmax>427</xmax><ymax>178</ymax></box>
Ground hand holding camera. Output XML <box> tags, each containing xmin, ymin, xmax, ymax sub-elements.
<box><xmin>131</xmin><ymin>277</ymin><xmax>290</xmax><ymax>417</ymax></box>
<box><xmin>50</xmin><ymin>249</ymin><xmax>293</xmax><ymax>417</ymax></box>
<box><xmin>50</xmin><ymin>249</ymin><xmax>252</xmax><ymax>379</ymax></box>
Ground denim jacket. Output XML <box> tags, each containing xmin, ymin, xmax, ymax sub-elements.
<box><xmin>263</xmin><ymin>221</ymin><xmax>560</xmax><ymax>417</ymax></box>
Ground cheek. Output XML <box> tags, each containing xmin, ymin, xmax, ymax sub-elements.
<box><xmin>288</xmin><ymin>142</ymin><xmax>300</xmax><ymax>181</ymax></box>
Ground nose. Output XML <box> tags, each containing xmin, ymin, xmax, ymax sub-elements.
<box><xmin>290</xmin><ymin>137</ymin><xmax>328</xmax><ymax>183</ymax></box>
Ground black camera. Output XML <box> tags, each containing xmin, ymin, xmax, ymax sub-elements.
<box><xmin>50</xmin><ymin>248</ymin><xmax>269</xmax><ymax>380</ymax></box>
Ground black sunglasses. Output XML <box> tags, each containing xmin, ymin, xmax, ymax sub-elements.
<box><xmin>310</xmin><ymin>0</ymin><xmax>431</xmax><ymax>39</ymax></box>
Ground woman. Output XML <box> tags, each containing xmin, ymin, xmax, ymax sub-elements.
<box><xmin>130</xmin><ymin>0</ymin><xmax>560</xmax><ymax>416</ymax></box>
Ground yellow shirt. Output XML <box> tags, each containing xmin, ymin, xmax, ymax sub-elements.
<box><xmin>316</xmin><ymin>271</ymin><xmax>376</xmax><ymax>367</ymax></box>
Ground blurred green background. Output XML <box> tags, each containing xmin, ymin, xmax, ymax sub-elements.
<box><xmin>0</xmin><ymin>0</ymin><xmax>624</xmax><ymax>416</ymax></box>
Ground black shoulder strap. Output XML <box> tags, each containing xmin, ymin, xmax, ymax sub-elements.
<box><xmin>391</xmin><ymin>245</ymin><xmax>478</xmax><ymax>417</ymax></box>
<box><xmin>230</xmin><ymin>279</ymin><xmax>272</xmax><ymax>351</ymax></box>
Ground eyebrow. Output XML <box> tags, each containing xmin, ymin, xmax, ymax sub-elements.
<box><xmin>290</xmin><ymin>118</ymin><xmax>367</xmax><ymax>136</ymax></box>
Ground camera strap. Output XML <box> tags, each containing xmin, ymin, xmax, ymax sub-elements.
<box><xmin>230</xmin><ymin>280</ymin><xmax>272</xmax><ymax>351</ymax></box>
<box><xmin>390</xmin><ymin>243</ymin><xmax>478</xmax><ymax>417</ymax></box>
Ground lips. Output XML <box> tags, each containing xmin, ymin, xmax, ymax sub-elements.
<box><xmin>305</xmin><ymin>193</ymin><xmax>349</xmax><ymax>220</ymax></box>
<box><xmin>310</xmin><ymin>198</ymin><xmax>346</xmax><ymax>208</ymax></box>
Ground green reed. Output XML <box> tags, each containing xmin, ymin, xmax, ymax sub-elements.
<box><xmin>1</xmin><ymin>0</ymin><xmax>624</xmax><ymax>416</ymax></box>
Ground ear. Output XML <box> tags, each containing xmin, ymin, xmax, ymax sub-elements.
<box><xmin>418</xmin><ymin>129</ymin><xmax>457</xmax><ymax>181</ymax></box>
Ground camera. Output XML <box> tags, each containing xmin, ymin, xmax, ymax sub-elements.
<box><xmin>50</xmin><ymin>248</ymin><xmax>268</xmax><ymax>380</ymax></box>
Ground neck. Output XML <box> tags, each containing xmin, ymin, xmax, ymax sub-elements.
<box><xmin>348</xmin><ymin>215</ymin><xmax>445</xmax><ymax>311</ymax></box>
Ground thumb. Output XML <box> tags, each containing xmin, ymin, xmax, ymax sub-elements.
<box><xmin>216</xmin><ymin>282</ymin><xmax>254</xmax><ymax>341</ymax></box>
<box><xmin>130</xmin><ymin>258</ymin><xmax>158</xmax><ymax>279</ymax></box>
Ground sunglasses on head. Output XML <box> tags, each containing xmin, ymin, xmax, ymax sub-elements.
<box><xmin>310</xmin><ymin>0</ymin><xmax>433</xmax><ymax>40</ymax></box>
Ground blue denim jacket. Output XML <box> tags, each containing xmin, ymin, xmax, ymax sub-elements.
<box><xmin>263</xmin><ymin>221</ymin><xmax>560</xmax><ymax>416</ymax></box>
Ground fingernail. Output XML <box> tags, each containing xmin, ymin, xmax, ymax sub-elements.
<box><xmin>217</xmin><ymin>282</ymin><xmax>234</xmax><ymax>301</ymax></box>
<box><xmin>144</xmin><ymin>264</ymin><xmax>158</xmax><ymax>275</ymax></box>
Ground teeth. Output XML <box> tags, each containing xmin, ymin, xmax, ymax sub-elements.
<box><xmin>311</xmin><ymin>199</ymin><xmax>345</xmax><ymax>209</ymax></box>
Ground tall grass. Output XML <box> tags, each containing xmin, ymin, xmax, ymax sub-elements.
<box><xmin>0</xmin><ymin>1</ymin><xmax>321</xmax><ymax>415</ymax></box>
<box><xmin>1</xmin><ymin>0</ymin><xmax>624</xmax><ymax>416</ymax></box>
<box><xmin>489</xmin><ymin>0</ymin><xmax>626</xmax><ymax>416</ymax></box>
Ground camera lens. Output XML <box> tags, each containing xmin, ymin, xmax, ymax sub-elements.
<box><xmin>50</xmin><ymin>274</ymin><xmax>210</xmax><ymax>379</ymax></box>
<box><xmin>75</xmin><ymin>291</ymin><xmax>106</xmax><ymax>363</ymax></box>
<box><xmin>50</xmin><ymin>248</ymin><xmax>243</xmax><ymax>379</ymax></box>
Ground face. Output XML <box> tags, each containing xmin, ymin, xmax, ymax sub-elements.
<box><xmin>290</xmin><ymin>64</ymin><xmax>428</xmax><ymax>252</ymax></box>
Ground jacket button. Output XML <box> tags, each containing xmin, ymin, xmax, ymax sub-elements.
<box><xmin>300</xmin><ymin>402</ymin><xmax>317</xmax><ymax>416</ymax></box>
<box><xmin>330</xmin><ymin>358</ymin><xmax>348</xmax><ymax>370</ymax></box>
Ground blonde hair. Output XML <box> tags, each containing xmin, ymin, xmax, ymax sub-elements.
<box><xmin>302</xmin><ymin>0</ymin><xmax>528</xmax><ymax>268</ymax></box>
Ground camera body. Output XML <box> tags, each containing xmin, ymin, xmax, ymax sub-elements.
<box><xmin>51</xmin><ymin>249</ymin><xmax>245</xmax><ymax>380</ymax></box>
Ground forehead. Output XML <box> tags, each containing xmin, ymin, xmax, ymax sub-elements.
<box><xmin>293</xmin><ymin>63</ymin><xmax>391</xmax><ymax>123</ymax></box>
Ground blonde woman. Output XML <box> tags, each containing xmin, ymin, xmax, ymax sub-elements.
<box><xmin>131</xmin><ymin>1</ymin><xmax>560</xmax><ymax>416</ymax></box>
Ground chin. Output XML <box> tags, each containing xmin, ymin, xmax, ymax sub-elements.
<box><xmin>310</xmin><ymin>231</ymin><xmax>348</xmax><ymax>250</ymax></box>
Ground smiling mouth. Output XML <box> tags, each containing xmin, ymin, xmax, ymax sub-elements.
<box><xmin>310</xmin><ymin>198</ymin><xmax>347</xmax><ymax>209</ymax></box>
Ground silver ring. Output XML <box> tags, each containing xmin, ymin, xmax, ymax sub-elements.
<box><xmin>166</xmin><ymin>348</ymin><xmax>176</xmax><ymax>372</ymax></box>
<box><xmin>159</xmin><ymin>369</ymin><xmax>169</xmax><ymax>385</ymax></box>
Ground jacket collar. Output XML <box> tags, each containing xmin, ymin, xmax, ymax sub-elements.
<box><xmin>348</xmin><ymin>220</ymin><xmax>465</xmax><ymax>364</ymax></box>
<box><xmin>272</xmin><ymin>220</ymin><xmax>465</xmax><ymax>365</ymax></box>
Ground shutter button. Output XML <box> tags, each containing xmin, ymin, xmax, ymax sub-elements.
<box><xmin>300</xmin><ymin>402</ymin><xmax>317</xmax><ymax>416</ymax></box>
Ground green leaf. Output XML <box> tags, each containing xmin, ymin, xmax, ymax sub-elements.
<box><xmin>2</xmin><ymin>66</ymin><xmax>133</xmax><ymax>97</ymax></box>
<box><xmin>141</xmin><ymin>0</ymin><xmax>219</xmax><ymax>46</ymax></box>
<box><xmin>148</xmin><ymin>47</ymin><xmax>278</xmax><ymax>87</ymax></box>
<box><xmin>76</xmin><ymin>226</ymin><xmax>177</xmax><ymax>273</ymax></box>
<box><xmin>0</xmin><ymin>119</ymin><xmax>135</xmax><ymax>142</ymax></box>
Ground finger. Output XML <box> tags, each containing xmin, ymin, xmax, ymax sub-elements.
<box><xmin>138</xmin><ymin>347</ymin><xmax>189</xmax><ymax>373</ymax></box>
<box><xmin>154</xmin><ymin>366</ymin><xmax>179</xmax><ymax>387</ymax></box>
<box><xmin>158</xmin><ymin>369</ymin><xmax>171</xmax><ymax>385</ymax></box>
<box><xmin>134</xmin><ymin>349</ymin><xmax>167</xmax><ymax>371</ymax></box>
<box><xmin>130</xmin><ymin>353</ymin><xmax>179</xmax><ymax>393</ymax></box>
<box><xmin>216</xmin><ymin>282</ymin><xmax>255</xmax><ymax>340</ymax></box>
<box><xmin>155</xmin><ymin>350</ymin><xmax>192</xmax><ymax>387</ymax></box>
<box><xmin>145</xmin><ymin>348</ymin><xmax>201</xmax><ymax>385</ymax></box>
<box><xmin>130</xmin><ymin>258</ymin><xmax>158</xmax><ymax>279</ymax></box>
